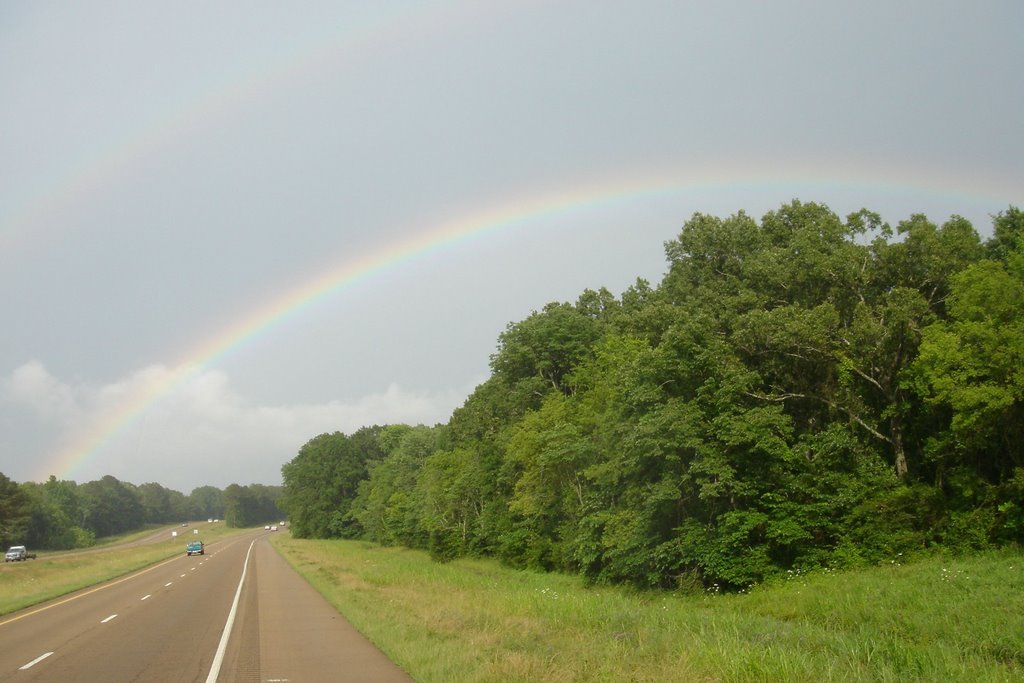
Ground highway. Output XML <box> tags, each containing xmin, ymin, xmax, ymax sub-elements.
<box><xmin>0</xmin><ymin>530</ymin><xmax>413</xmax><ymax>682</ymax></box>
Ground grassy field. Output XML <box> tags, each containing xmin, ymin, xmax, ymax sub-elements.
<box><xmin>270</xmin><ymin>534</ymin><xmax>1024</xmax><ymax>682</ymax></box>
<box><xmin>0</xmin><ymin>522</ymin><xmax>250</xmax><ymax>615</ymax></box>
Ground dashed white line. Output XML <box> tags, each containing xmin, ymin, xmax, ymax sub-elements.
<box><xmin>141</xmin><ymin>594</ymin><xmax>151</xmax><ymax>601</ymax></box>
<box><xmin>101</xmin><ymin>614</ymin><xmax>117</xmax><ymax>624</ymax></box>
<box><xmin>165</xmin><ymin>582</ymin><xmax>173</xmax><ymax>587</ymax></box>
<box><xmin>0</xmin><ymin>553</ymin><xmax>185</xmax><ymax>629</ymax></box>
<box><xmin>180</xmin><ymin>574</ymin><xmax>186</xmax><ymax>578</ymax></box>
<box><xmin>19</xmin><ymin>652</ymin><xmax>53</xmax><ymax>670</ymax></box>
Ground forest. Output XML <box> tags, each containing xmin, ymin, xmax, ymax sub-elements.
<box><xmin>0</xmin><ymin>473</ymin><xmax>282</xmax><ymax>549</ymax></box>
<box><xmin>279</xmin><ymin>201</ymin><xmax>1024</xmax><ymax>590</ymax></box>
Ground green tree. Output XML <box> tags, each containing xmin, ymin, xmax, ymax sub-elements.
<box><xmin>351</xmin><ymin>425</ymin><xmax>436</xmax><ymax>547</ymax></box>
<box><xmin>188</xmin><ymin>486</ymin><xmax>225</xmax><ymax>520</ymax></box>
<box><xmin>418</xmin><ymin>446</ymin><xmax>490</xmax><ymax>561</ymax></box>
<box><xmin>0</xmin><ymin>472</ymin><xmax>31</xmax><ymax>547</ymax></box>
<box><xmin>277</xmin><ymin>201</ymin><xmax>1024</xmax><ymax>589</ymax></box>
<box><xmin>78</xmin><ymin>475</ymin><xmax>144</xmax><ymax>537</ymax></box>
<box><xmin>912</xmin><ymin>256</ymin><xmax>1024</xmax><ymax>484</ymax></box>
<box><xmin>986</xmin><ymin>206</ymin><xmax>1024</xmax><ymax>262</ymax></box>
<box><xmin>491</xmin><ymin>301</ymin><xmax>605</xmax><ymax>394</ymax></box>
<box><xmin>280</xmin><ymin>427</ymin><xmax>383</xmax><ymax>538</ymax></box>
<box><xmin>223</xmin><ymin>484</ymin><xmax>255</xmax><ymax>527</ymax></box>
<box><xmin>136</xmin><ymin>482</ymin><xmax>173</xmax><ymax>523</ymax></box>
<box><xmin>21</xmin><ymin>478</ymin><xmax>94</xmax><ymax>549</ymax></box>
<box><xmin>223</xmin><ymin>484</ymin><xmax>283</xmax><ymax>527</ymax></box>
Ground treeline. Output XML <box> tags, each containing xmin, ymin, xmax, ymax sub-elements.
<box><xmin>282</xmin><ymin>200</ymin><xmax>1024</xmax><ymax>589</ymax></box>
<box><xmin>0</xmin><ymin>472</ymin><xmax>283</xmax><ymax>549</ymax></box>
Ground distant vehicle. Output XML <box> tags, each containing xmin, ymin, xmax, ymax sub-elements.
<box><xmin>265</xmin><ymin>525</ymin><xmax>270</xmax><ymax>530</ymax></box>
<box><xmin>270</xmin><ymin>526</ymin><xmax>278</xmax><ymax>532</ymax></box>
<box><xmin>4</xmin><ymin>545</ymin><xmax>36</xmax><ymax>562</ymax></box>
<box><xmin>186</xmin><ymin>541</ymin><xmax>205</xmax><ymax>556</ymax></box>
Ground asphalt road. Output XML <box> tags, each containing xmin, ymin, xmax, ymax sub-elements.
<box><xmin>0</xmin><ymin>530</ymin><xmax>414</xmax><ymax>682</ymax></box>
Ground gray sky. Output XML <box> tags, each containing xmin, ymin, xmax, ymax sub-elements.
<box><xmin>1</xmin><ymin>1</ymin><xmax>1021</xmax><ymax>493</ymax></box>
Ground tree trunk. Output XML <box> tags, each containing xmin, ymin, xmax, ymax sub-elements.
<box><xmin>891</xmin><ymin>417</ymin><xmax>908</xmax><ymax>478</ymax></box>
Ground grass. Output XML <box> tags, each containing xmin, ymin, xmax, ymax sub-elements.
<box><xmin>269</xmin><ymin>535</ymin><xmax>1024</xmax><ymax>683</ymax></box>
<box><xmin>0</xmin><ymin>522</ymin><xmax>253</xmax><ymax>616</ymax></box>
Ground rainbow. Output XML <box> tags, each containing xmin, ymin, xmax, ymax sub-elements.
<box><xmin>35</xmin><ymin>169</ymin><xmax>1021</xmax><ymax>482</ymax></box>
<box><xmin>37</xmin><ymin>176</ymin><xmax>682</xmax><ymax>481</ymax></box>
<box><xmin>3</xmin><ymin>0</ymin><xmax>1019</xmax><ymax>260</ymax></box>
<box><xmin>8</xmin><ymin>5</ymin><xmax>1020</xmax><ymax>480</ymax></box>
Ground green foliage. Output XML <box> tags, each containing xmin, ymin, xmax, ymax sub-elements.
<box><xmin>278</xmin><ymin>200</ymin><xmax>1022</xmax><ymax>591</ymax></box>
<box><xmin>351</xmin><ymin>425</ymin><xmax>435</xmax><ymax>548</ymax></box>
<box><xmin>840</xmin><ymin>483</ymin><xmax>944</xmax><ymax>564</ymax></box>
<box><xmin>280</xmin><ymin>427</ymin><xmax>384</xmax><ymax>538</ymax></box>
<box><xmin>20</xmin><ymin>478</ymin><xmax>93</xmax><ymax>549</ymax></box>
<box><xmin>0</xmin><ymin>472</ymin><xmax>31</xmax><ymax>548</ymax></box>
<box><xmin>987</xmin><ymin>206</ymin><xmax>1024</xmax><ymax>261</ymax></box>
<box><xmin>188</xmin><ymin>485</ymin><xmax>225</xmax><ymax>520</ymax></box>
<box><xmin>78</xmin><ymin>475</ymin><xmax>144</xmax><ymax>537</ymax></box>
<box><xmin>3</xmin><ymin>473</ymin><xmax>238</xmax><ymax>548</ymax></box>
<box><xmin>491</xmin><ymin>302</ymin><xmax>604</xmax><ymax>394</ymax></box>
<box><xmin>223</xmin><ymin>483</ymin><xmax>283</xmax><ymax>527</ymax></box>
<box><xmin>911</xmin><ymin>254</ymin><xmax>1024</xmax><ymax>481</ymax></box>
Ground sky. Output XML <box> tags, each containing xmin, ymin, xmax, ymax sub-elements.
<box><xmin>1</xmin><ymin>1</ymin><xmax>1021</xmax><ymax>493</ymax></box>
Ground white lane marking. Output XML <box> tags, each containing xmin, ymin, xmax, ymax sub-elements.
<box><xmin>19</xmin><ymin>652</ymin><xmax>53</xmax><ymax>670</ymax></box>
<box><xmin>141</xmin><ymin>594</ymin><xmax>151</xmax><ymax>601</ymax></box>
<box><xmin>101</xmin><ymin>614</ymin><xmax>117</xmax><ymax>624</ymax></box>
<box><xmin>180</xmin><ymin>574</ymin><xmax>186</xmax><ymax>578</ymax></box>
<box><xmin>191</xmin><ymin>567</ymin><xmax>196</xmax><ymax>571</ymax></box>
<box><xmin>205</xmin><ymin>539</ymin><xmax>257</xmax><ymax>683</ymax></box>
<box><xmin>0</xmin><ymin>552</ymin><xmax>188</xmax><ymax>629</ymax></box>
<box><xmin>165</xmin><ymin>582</ymin><xmax>173</xmax><ymax>587</ymax></box>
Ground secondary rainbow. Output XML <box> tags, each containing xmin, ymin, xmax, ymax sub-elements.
<box><xmin>0</xmin><ymin>0</ymin><xmax>485</xmax><ymax>257</ymax></box>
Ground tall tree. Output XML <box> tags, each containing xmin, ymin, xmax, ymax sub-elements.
<box><xmin>280</xmin><ymin>427</ymin><xmax>383</xmax><ymax>538</ymax></box>
<box><xmin>189</xmin><ymin>486</ymin><xmax>225</xmax><ymax>520</ymax></box>
<box><xmin>0</xmin><ymin>472</ymin><xmax>31</xmax><ymax>548</ymax></box>
<box><xmin>491</xmin><ymin>301</ymin><xmax>604</xmax><ymax>394</ymax></box>
<box><xmin>136</xmin><ymin>482</ymin><xmax>174</xmax><ymax>523</ymax></box>
<box><xmin>351</xmin><ymin>425</ymin><xmax>436</xmax><ymax>548</ymax></box>
<box><xmin>912</xmin><ymin>257</ymin><xmax>1024</xmax><ymax>483</ymax></box>
<box><xmin>78</xmin><ymin>475</ymin><xmax>143</xmax><ymax>536</ymax></box>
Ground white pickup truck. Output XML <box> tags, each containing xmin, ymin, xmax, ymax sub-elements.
<box><xmin>4</xmin><ymin>545</ymin><xmax>37</xmax><ymax>562</ymax></box>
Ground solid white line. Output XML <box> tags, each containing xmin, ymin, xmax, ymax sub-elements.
<box><xmin>101</xmin><ymin>614</ymin><xmax>117</xmax><ymax>624</ymax></box>
<box><xmin>19</xmin><ymin>652</ymin><xmax>53</xmax><ymax>670</ymax></box>
<box><xmin>141</xmin><ymin>594</ymin><xmax>151</xmax><ymax>601</ymax></box>
<box><xmin>205</xmin><ymin>539</ymin><xmax>256</xmax><ymax>683</ymax></box>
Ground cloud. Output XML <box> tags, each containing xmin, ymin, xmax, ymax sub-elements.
<box><xmin>1</xmin><ymin>360</ymin><xmax>80</xmax><ymax>423</ymax></box>
<box><xmin>1</xmin><ymin>361</ymin><xmax>473</xmax><ymax>492</ymax></box>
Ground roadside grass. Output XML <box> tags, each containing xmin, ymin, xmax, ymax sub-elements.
<box><xmin>33</xmin><ymin>524</ymin><xmax>177</xmax><ymax>558</ymax></box>
<box><xmin>0</xmin><ymin>522</ymin><xmax>252</xmax><ymax>616</ymax></box>
<box><xmin>270</xmin><ymin>535</ymin><xmax>1024</xmax><ymax>683</ymax></box>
